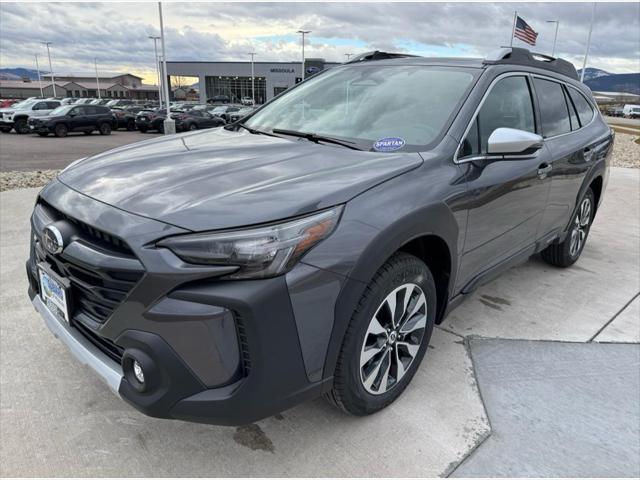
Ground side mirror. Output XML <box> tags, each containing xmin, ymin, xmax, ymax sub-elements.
<box><xmin>487</xmin><ymin>128</ymin><xmax>543</xmax><ymax>155</ymax></box>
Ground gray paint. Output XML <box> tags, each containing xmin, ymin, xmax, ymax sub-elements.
<box><xmin>286</xmin><ymin>263</ymin><xmax>345</xmax><ymax>382</ymax></box>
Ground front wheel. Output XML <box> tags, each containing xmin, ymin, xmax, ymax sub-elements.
<box><xmin>325</xmin><ymin>252</ymin><xmax>436</xmax><ymax>416</ymax></box>
<box><xmin>14</xmin><ymin>119</ymin><xmax>29</xmax><ymax>134</ymax></box>
<box><xmin>98</xmin><ymin>122</ymin><xmax>112</xmax><ymax>135</ymax></box>
<box><xmin>541</xmin><ymin>188</ymin><xmax>595</xmax><ymax>267</ymax></box>
<box><xmin>126</xmin><ymin>119</ymin><xmax>136</xmax><ymax>131</ymax></box>
<box><xmin>54</xmin><ymin>124</ymin><xmax>68</xmax><ymax>138</ymax></box>
<box><xmin>188</xmin><ymin>123</ymin><xmax>198</xmax><ymax>131</ymax></box>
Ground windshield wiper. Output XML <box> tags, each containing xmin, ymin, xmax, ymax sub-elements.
<box><xmin>271</xmin><ymin>128</ymin><xmax>362</xmax><ymax>151</ymax></box>
<box><xmin>232</xmin><ymin>122</ymin><xmax>280</xmax><ymax>138</ymax></box>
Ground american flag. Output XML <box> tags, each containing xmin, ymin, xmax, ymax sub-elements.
<box><xmin>514</xmin><ymin>16</ymin><xmax>538</xmax><ymax>46</ymax></box>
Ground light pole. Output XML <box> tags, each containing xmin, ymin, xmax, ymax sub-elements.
<box><xmin>546</xmin><ymin>20</ymin><xmax>560</xmax><ymax>57</ymax></box>
<box><xmin>248</xmin><ymin>52</ymin><xmax>256</xmax><ymax>104</ymax></box>
<box><xmin>158</xmin><ymin>2</ymin><xmax>174</xmax><ymax>134</ymax></box>
<box><xmin>34</xmin><ymin>54</ymin><xmax>44</xmax><ymax>98</ymax></box>
<box><xmin>148</xmin><ymin>35</ymin><xmax>162</xmax><ymax>108</ymax></box>
<box><xmin>94</xmin><ymin>58</ymin><xmax>101</xmax><ymax>99</ymax></box>
<box><xmin>580</xmin><ymin>3</ymin><xmax>597</xmax><ymax>83</ymax></box>
<box><xmin>297</xmin><ymin>30</ymin><xmax>311</xmax><ymax>80</ymax></box>
<box><xmin>40</xmin><ymin>41</ymin><xmax>56</xmax><ymax>97</ymax></box>
<box><xmin>344</xmin><ymin>53</ymin><xmax>353</xmax><ymax>62</ymax></box>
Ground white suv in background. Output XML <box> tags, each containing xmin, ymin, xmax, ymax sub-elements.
<box><xmin>0</xmin><ymin>99</ymin><xmax>61</xmax><ymax>134</ymax></box>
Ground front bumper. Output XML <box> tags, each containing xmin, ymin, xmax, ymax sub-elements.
<box><xmin>32</xmin><ymin>295</ymin><xmax>122</xmax><ymax>392</ymax></box>
<box><xmin>27</xmin><ymin>180</ymin><xmax>342</xmax><ymax>425</ymax></box>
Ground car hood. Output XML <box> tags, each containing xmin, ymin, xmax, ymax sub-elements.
<box><xmin>58</xmin><ymin>128</ymin><xmax>423</xmax><ymax>231</ymax></box>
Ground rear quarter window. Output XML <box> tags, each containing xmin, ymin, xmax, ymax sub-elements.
<box><xmin>533</xmin><ymin>78</ymin><xmax>571</xmax><ymax>137</ymax></box>
<box><xmin>567</xmin><ymin>88</ymin><xmax>595</xmax><ymax>127</ymax></box>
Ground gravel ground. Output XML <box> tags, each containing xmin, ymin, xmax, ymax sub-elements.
<box><xmin>1</xmin><ymin>133</ymin><xmax>638</xmax><ymax>191</ymax></box>
<box><xmin>0</xmin><ymin>170</ymin><xmax>58</xmax><ymax>191</ymax></box>
<box><xmin>611</xmin><ymin>133</ymin><xmax>640</xmax><ymax>168</ymax></box>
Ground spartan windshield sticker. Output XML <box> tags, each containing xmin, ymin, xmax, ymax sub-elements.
<box><xmin>373</xmin><ymin>137</ymin><xmax>405</xmax><ymax>152</ymax></box>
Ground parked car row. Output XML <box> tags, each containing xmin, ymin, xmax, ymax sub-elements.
<box><xmin>0</xmin><ymin>97</ymin><xmax>257</xmax><ymax>137</ymax></box>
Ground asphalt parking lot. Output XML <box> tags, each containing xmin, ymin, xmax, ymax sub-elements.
<box><xmin>0</xmin><ymin>130</ymin><xmax>150</xmax><ymax>171</ymax></box>
<box><xmin>0</xmin><ymin>164</ymin><xmax>638</xmax><ymax>476</ymax></box>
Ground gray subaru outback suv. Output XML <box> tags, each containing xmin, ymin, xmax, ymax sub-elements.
<box><xmin>28</xmin><ymin>48</ymin><xmax>612</xmax><ymax>425</ymax></box>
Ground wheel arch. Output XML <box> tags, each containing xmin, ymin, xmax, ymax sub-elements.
<box><xmin>321</xmin><ymin>202</ymin><xmax>459</xmax><ymax>383</ymax></box>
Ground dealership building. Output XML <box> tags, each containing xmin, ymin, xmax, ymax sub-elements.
<box><xmin>166</xmin><ymin>58</ymin><xmax>340</xmax><ymax>104</ymax></box>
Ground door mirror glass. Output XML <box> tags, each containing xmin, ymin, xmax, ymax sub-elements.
<box><xmin>487</xmin><ymin>128</ymin><xmax>543</xmax><ymax>155</ymax></box>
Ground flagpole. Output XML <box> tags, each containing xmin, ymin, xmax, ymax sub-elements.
<box><xmin>580</xmin><ymin>3</ymin><xmax>597</xmax><ymax>83</ymax></box>
<box><xmin>510</xmin><ymin>11</ymin><xmax>518</xmax><ymax>47</ymax></box>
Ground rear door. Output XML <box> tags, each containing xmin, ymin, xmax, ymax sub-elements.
<box><xmin>68</xmin><ymin>106</ymin><xmax>86</xmax><ymax>131</ymax></box>
<box><xmin>534</xmin><ymin>77</ymin><xmax>598</xmax><ymax>236</ymax></box>
<box><xmin>456</xmin><ymin>73</ymin><xmax>552</xmax><ymax>292</ymax></box>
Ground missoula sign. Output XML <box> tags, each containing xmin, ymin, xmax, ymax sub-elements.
<box><xmin>270</xmin><ymin>67</ymin><xmax>295</xmax><ymax>73</ymax></box>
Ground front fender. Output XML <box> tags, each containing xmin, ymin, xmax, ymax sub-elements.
<box><xmin>302</xmin><ymin>151</ymin><xmax>467</xmax><ymax>382</ymax></box>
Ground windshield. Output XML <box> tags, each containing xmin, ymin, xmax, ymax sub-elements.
<box><xmin>49</xmin><ymin>105</ymin><xmax>74</xmax><ymax>116</ymax></box>
<box><xmin>13</xmin><ymin>100</ymin><xmax>37</xmax><ymax>110</ymax></box>
<box><xmin>245</xmin><ymin>65</ymin><xmax>475</xmax><ymax>149</ymax></box>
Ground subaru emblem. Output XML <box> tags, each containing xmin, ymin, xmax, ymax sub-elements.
<box><xmin>43</xmin><ymin>225</ymin><xmax>64</xmax><ymax>255</ymax></box>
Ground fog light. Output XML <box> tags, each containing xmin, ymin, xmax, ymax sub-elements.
<box><xmin>133</xmin><ymin>360</ymin><xmax>145</xmax><ymax>384</ymax></box>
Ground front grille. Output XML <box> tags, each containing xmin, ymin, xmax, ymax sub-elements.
<box><xmin>32</xmin><ymin>199</ymin><xmax>143</xmax><ymax>325</ymax></box>
<box><xmin>74</xmin><ymin>320</ymin><xmax>124</xmax><ymax>363</ymax></box>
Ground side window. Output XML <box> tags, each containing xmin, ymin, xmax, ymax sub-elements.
<box><xmin>33</xmin><ymin>102</ymin><xmax>48</xmax><ymax>111</ymax></box>
<box><xmin>459</xmin><ymin>76</ymin><xmax>536</xmax><ymax>158</ymax></box>
<box><xmin>86</xmin><ymin>106</ymin><xmax>98</xmax><ymax>115</ymax></box>
<box><xmin>47</xmin><ymin>102</ymin><xmax>60</xmax><ymax>109</ymax></box>
<box><xmin>71</xmin><ymin>107</ymin><xmax>83</xmax><ymax>116</ymax></box>
<box><xmin>564</xmin><ymin>87</ymin><xmax>580</xmax><ymax>131</ymax></box>
<box><xmin>533</xmin><ymin>78</ymin><xmax>571</xmax><ymax>137</ymax></box>
<box><xmin>567</xmin><ymin>88</ymin><xmax>594</xmax><ymax>127</ymax></box>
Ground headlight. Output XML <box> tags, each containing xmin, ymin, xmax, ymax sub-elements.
<box><xmin>157</xmin><ymin>206</ymin><xmax>343</xmax><ymax>279</ymax></box>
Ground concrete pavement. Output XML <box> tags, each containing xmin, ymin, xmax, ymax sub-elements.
<box><xmin>1</xmin><ymin>168</ymin><xmax>638</xmax><ymax>476</ymax></box>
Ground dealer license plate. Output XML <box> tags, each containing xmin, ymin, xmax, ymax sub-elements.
<box><xmin>38</xmin><ymin>265</ymin><xmax>70</xmax><ymax>323</ymax></box>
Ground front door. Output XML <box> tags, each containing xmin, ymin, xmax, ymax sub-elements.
<box><xmin>455</xmin><ymin>74</ymin><xmax>552</xmax><ymax>292</ymax></box>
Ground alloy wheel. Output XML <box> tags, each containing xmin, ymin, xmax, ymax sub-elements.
<box><xmin>569</xmin><ymin>197</ymin><xmax>592</xmax><ymax>257</ymax></box>
<box><xmin>360</xmin><ymin>283</ymin><xmax>427</xmax><ymax>395</ymax></box>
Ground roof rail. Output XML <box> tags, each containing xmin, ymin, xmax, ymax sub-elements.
<box><xmin>345</xmin><ymin>51</ymin><xmax>420</xmax><ymax>64</ymax></box>
<box><xmin>483</xmin><ymin>47</ymin><xmax>579</xmax><ymax>80</ymax></box>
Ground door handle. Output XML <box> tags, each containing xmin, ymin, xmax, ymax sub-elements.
<box><xmin>537</xmin><ymin>163</ymin><xmax>552</xmax><ymax>179</ymax></box>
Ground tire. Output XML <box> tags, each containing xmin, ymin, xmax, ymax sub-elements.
<box><xmin>541</xmin><ymin>188</ymin><xmax>595</xmax><ymax>268</ymax></box>
<box><xmin>0</xmin><ymin>126</ymin><xmax>11</xmax><ymax>133</ymax></box>
<box><xmin>325</xmin><ymin>252</ymin><xmax>436</xmax><ymax>416</ymax></box>
<box><xmin>189</xmin><ymin>123</ymin><xmax>198</xmax><ymax>131</ymax></box>
<box><xmin>37</xmin><ymin>132</ymin><xmax>48</xmax><ymax>137</ymax></box>
<box><xmin>126</xmin><ymin>119</ymin><xmax>136</xmax><ymax>131</ymax></box>
<box><xmin>98</xmin><ymin>122</ymin><xmax>112</xmax><ymax>135</ymax></box>
<box><xmin>158</xmin><ymin>123</ymin><xmax>164</xmax><ymax>134</ymax></box>
<box><xmin>54</xmin><ymin>124</ymin><xmax>68</xmax><ymax>138</ymax></box>
<box><xmin>14</xmin><ymin>118</ymin><xmax>29</xmax><ymax>134</ymax></box>
<box><xmin>138</xmin><ymin>126</ymin><xmax>148</xmax><ymax>133</ymax></box>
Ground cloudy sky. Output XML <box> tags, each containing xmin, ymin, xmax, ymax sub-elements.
<box><xmin>1</xmin><ymin>1</ymin><xmax>638</xmax><ymax>85</ymax></box>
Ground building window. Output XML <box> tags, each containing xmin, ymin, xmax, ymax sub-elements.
<box><xmin>205</xmin><ymin>76</ymin><xmax>267</xmax><ymax>104</ymax></box>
